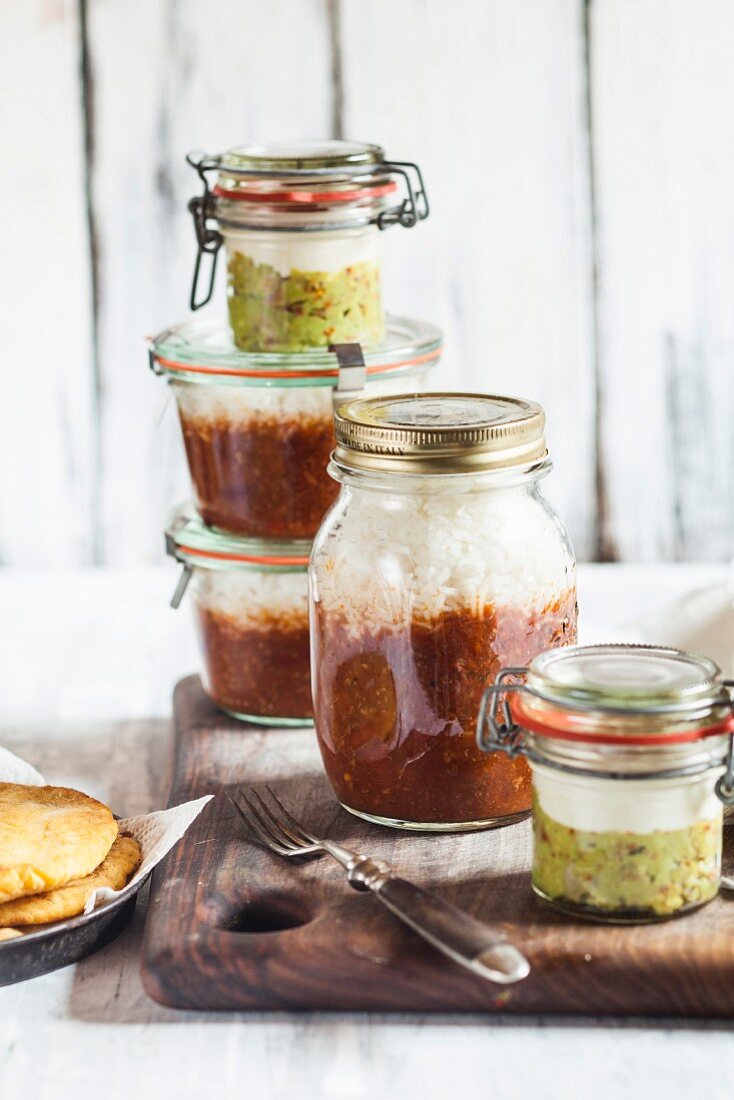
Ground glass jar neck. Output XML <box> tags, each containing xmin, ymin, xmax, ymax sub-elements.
<box><xmin>328</xmin><ymin>459</ymin><xmax>552</xmax><ymax>497</ymax></box>
<box><xmin>215</xmin><ymin>197</ymin><xmax>390</xmax><ymax>232</ymax></box>
<box><xmin>526</xmin><ymin>730</ymin><xmax>730</xmax><ymax>781</ymax></box>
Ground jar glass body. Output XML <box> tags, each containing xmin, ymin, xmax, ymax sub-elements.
<box><xmin>172</xmin><ymin>365</ymin><xmax>434</xmax><ymax>540</ymax></box>
<box><xmin>220</xmin><ymin>221</ymin><xmax>384</xmax><ymax>353</ymax></box>
<box><xmin>190</xmin><ymin>562</ymin><xmax>312</xmax><ymax>725</ymax></box>
<box><xmin>530</xmin><ymin>755</ymin><xmax>725</xmax><ymax>922</ymax></box>
<box><xmin>310</xmin><ymin>468</ymin><xmax>577</xmax><ymax>829</ymax></box>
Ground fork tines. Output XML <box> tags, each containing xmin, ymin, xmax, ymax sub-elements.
<box><xmin>227</xmin><ymin>785</ymin><xmax>320</xmax><ymax>859</ymax></box>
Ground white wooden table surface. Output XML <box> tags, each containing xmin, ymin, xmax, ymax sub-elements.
<box><xmin>2</xmin><ymin>563</ymin><xmax>734</xmax><ymax>1099</ymax></box>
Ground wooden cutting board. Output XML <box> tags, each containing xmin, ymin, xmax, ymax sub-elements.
<box><xmin>141</xmin><ymin>675</ymin><xmax>734</xmax><ymax>1015</ymax></box>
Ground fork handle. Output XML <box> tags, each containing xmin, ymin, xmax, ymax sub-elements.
<box><xmin>346</xmin><ymin>857</ymin><xmax>530</xmax><ymax>985</ymax></box>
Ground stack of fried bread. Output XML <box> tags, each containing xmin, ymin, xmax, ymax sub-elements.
<box><xmin>0</xmin><ymin>783</ymin><xmax>142</xmax><ymax>939</ymax></box>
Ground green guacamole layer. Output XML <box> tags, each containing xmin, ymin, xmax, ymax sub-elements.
<box><xmin>227</xmin><ymin>251</ymin><xmax>384</xmax><ymax>352</ymax></box>
<box><xmin>532</xmin><ymin>793</ymin><xmax>721</xmax><ymax>918</ymax></box>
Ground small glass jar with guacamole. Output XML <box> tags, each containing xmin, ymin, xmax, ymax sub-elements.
<box><xmin>477</xmin><ymin>644</ymin><xmax>734</xmax><ymax>923</ymax></box>
<box><xmin>149</xmin><ymin>316</ymin><xmax>440</xmax><ymax>540</ymax></box>
<box><xmin>186</xmin><ymin>141</ymin><xmax>429</xmax><ymax>352</ymax></box>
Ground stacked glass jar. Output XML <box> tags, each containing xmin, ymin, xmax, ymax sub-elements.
<box><xmin>151</xmin><ymin>140</ymin><xmax>437</xmax><ymax>724</ymax></box>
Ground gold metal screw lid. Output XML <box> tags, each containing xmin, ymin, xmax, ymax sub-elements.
<box><xmin>333</xmin><ymin>392</ymin><xmax>548</xmax><ymax>474</ymax></box>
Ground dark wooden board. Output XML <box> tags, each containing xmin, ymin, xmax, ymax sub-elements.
<box><xmin>141</xmin><ymin>675</ymin><xmax>734</xmax><ymax>1016</ymax></box>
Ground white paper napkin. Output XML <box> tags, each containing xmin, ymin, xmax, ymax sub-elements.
<box><xmin>0</xmin><ymin>746</ymin><xmax>44</xmax><ymax>787</ymax></box>
<box><xmin>0</xmin><ymin>746</ymin><xmax>212</xmax><ymax>921</ymax></box>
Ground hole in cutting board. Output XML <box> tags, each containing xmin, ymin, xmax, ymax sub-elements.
<box><xmin>224</xmin><ymin>902</ymin><xmax>309</xmax><ymax>934</ymax></box>
<box><xmin>202</xmin><ymin>892</ymin><xmax>312</xmax><ymax>934</ymax></box>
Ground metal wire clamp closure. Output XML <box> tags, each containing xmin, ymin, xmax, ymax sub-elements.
<box><xmin>187</xmin><ymin>152</ymin><xmax>224</xmax><ymax>311</ymax></box>
<box><xmin>377</xmin><ymin>161</ymin><xmax>430</xmax><ymax>228</ymax></box>
<box><xmin>146</xmin><ymin>329</ymin><xmax>177</xmax><ymax>375</ymax></box>
<box><xmin>716</xmin><ymin>680</ymin><xmax>734</xmax><ymax>804</ymax></box>
<box><xmin>477</xmin><ymin>671</ymin><xmax>734</xmax><ymax>798</ymax></box>
<box><xmin>476</xmin><ymin>669</ymin><xmax>529</xmax><ymax>757</ymax></box>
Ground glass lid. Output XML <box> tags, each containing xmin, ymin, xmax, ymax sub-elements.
<box><xmin>333</xmin><ymin>393</ymin><xmax>547</xmax><ymax>475</ymax></box>
<box><xmin>220</xmin><ymin>140</ymin><xmax>385</xmax><ymax>176</ymax></box>
<box><xmin>148</xmin><ymin>315</ymin><xmax>442</xmax><ymax>386</ymax></box>
<box><xmin>165</xmin><ymin>505</ymin><xmax>310</xmax><ymax>571</ymax></box>
<box><xmin>525</xmin><ymin>645</ymin><xmax>725</xmax><ymax>713</ymax></box>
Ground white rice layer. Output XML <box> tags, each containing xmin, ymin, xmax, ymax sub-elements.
<box><xmin>173</xmin><ymin>370</ymin><xmax>431</xmax><ymax>424</ymax></box>
<box><xmin>222</xmin><ymin>225</ymin><xmax>382</xmax><ymax>277</ymax></box>
<box><xmin>192</xmin><ymin>568</ymin><xmax>309</xmax><ymax>629</ymax></box>
<box><xmin>311</xmin><ymin>482</ymin><xmax>576</xmax><ymax>624</ymax></box>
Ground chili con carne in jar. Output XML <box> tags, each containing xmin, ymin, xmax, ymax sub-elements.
<box><xmin>149</xmin><ymin>317</ymin><xmax>440</xmax><ymax>540</ymax></box>
<box><xmin>187</xmin><ymin>141</ymin><xmax>429</xmax><ymax>351</ymax></box>
<box><xmin>478</xmin><ymin>644</ymin><xmax>734</xmax><ymax>922</ymax></box>
<box><xmin>310</xmin><ymin>393</ymin><xmax>578</xmax><ymax>831</ymax></box>
<box><xmin>166</xmin><ymin>506</ymin><xmax>312</xmax><ymax>725</ymax></box>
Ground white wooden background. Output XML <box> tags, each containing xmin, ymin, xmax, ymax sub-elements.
<box><xmin>2</xmin><ymin>0</ymin><xmax>733</xmax><ymax>567</ymax></box>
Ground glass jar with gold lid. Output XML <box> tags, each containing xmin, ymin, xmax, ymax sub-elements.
<box><xmin>310</xmin><ymin>392</ymin><xmax>577</xmax><ymax>831</ymax></box>
<box><xmin>477</xmin><ymin>644</ymin><xmax>734</xmax><ymax>922</ymax></box>
<box><xmin>187</xmin><ymin>140</ymin><xmax>429</xmax><ymax>352</ymax></box>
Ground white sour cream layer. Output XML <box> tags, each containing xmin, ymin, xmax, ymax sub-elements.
<box><xmin>221</xmin><ymin>225</ymin><xmax>382</xmax><ymax>277</ymax></box>
<box><xmin>532</xmin><ymin>763</ymin><xmax>724</xmax><ymax>833</ymax></box>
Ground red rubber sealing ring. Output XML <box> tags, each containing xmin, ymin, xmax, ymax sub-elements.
<box><xmin>177</xmin><ymin>544</ymin><xmax>309</xmax><ymax>567</ymax></box>
<box><xmin>510</xmin><ymin>695</ymin><xmax>734</xmax><ymax>746</ymax></box>
<box><xmin>213</xmin><ymin>181</ymin><xmax>398</xmax><ymax>204</ymax></box>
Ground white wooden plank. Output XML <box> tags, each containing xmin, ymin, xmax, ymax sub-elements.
<box><xmin>591</xmin><ymin>0</ymin><xmax>734</xmax><ymax>560</ymax></box>
<box><xmin>87</xmin><ymin>0</ymin><xmax>335</xmax><ymax>564</ymax></box>
<box><xmin>0</xmin><ymin>0</ymin><xmax>96</xmax><ymax>565</ymax></box>
<box><xmin>0</xmin><ymin>567</ymin><xmax>198</xmax><ymax>722</ymax></box>
<box><xmin>339</xmin><ymin>0</ymin><xmax>596</xmax><ymax>558</ymax></box>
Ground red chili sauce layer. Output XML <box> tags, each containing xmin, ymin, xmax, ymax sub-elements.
<box><xmin>196</xmin><ymin>605</ymin><xmax>313</xmax><ymax>720</ymax></box>
<box><xmin>312</xmin><ymin>591</ymin><xmax>578</xmax><ymax>824</ymax></box>
<box><xmin>179</xmin><ymin>411</ymin><xmax>338</xmax><ymax>539</ymax></box>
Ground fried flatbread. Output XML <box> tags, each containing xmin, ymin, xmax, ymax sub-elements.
<box><xmin>0</xmin><ymin>783</ymin><xmax>118</xmax><ymax>904</ymax></box>
<box><xmin>0</xmin><ymin>928</ymin><xmax>21</xmax><ymax>941</ymax></box>
<box><xmin>0</xmin><ymin>834</ymin><xmax>141</xmax><ymax>927</ymax></box>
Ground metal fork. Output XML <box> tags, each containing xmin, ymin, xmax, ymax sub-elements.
<box><xmin>227</xmin><ymin>785</ymin><xmax>530</xmax><ymax>986</ymax></box>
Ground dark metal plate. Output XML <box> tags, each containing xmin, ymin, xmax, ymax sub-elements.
<box><xmin>0</xmin><ymin>880</ymin><xmax>146</xmax><ymax>987</ymax></box>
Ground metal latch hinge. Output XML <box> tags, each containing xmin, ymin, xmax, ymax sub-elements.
<box><xmin>186</xmin><ymin>152</ymin><xmax>224</xmax><ymax>311</ymax></box>
<box><xmin>476</xmin><ymin>669</ymin><xmax>529</xmax><ymax>757</ymax></box>
<box><xmin>165</xmin><ymin>521</ymin><xmax>193</xmax><ymax>609</ymax></box>
<box><xmin>377</xmin><ymin>161</ymin><xmax>430</xmax><ymax>230</ymax></box>
<box><xmin>169</xmin><ymin>564</ymin><xmax>193</xmax><ymax>610</ymax></box>
<box><xmin>716</xmin><ymin>682</ymin><xmax>734</xmax><ymax>805</ymax></box>
<box><xmin>330</xmin><ymin>343</ymin><xmax>367</xmax><ymax>411</ymax></box>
